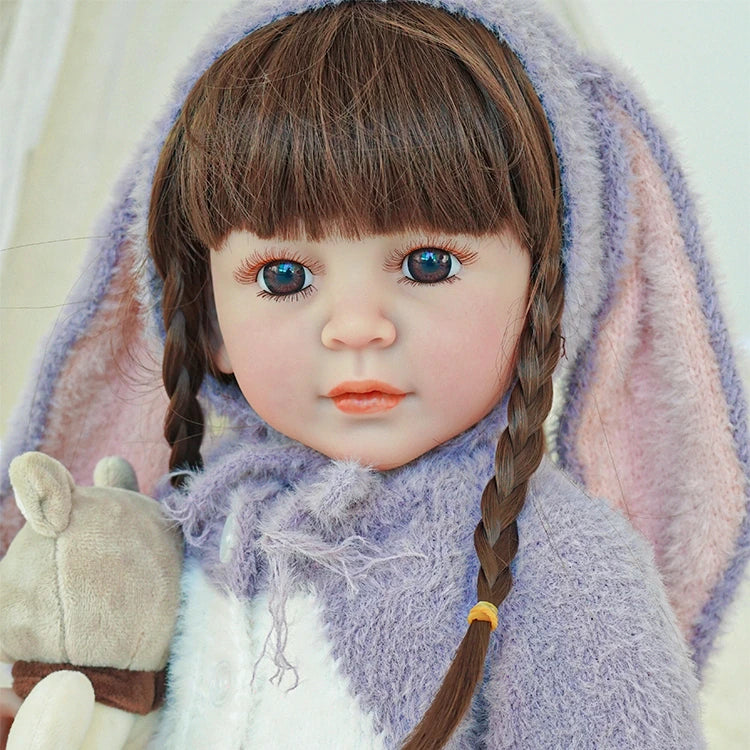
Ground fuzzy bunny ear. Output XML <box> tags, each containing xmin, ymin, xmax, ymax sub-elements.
<box><xmin>556</xmin><ymin>73</ymin><xmax>749</xmax><ymax>672</ymax></box>
<box><xmin>8</xmin><ymin>452</ymin><xmax>76</xmax><ymax>537</ymax></box>
<box><xmin>0</xmin><ymin>215</ymin><xmax>170</xmax><ymax>552</ymax></box>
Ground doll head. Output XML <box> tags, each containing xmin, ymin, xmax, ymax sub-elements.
<box><xmin>148</xmin><ymin>1</ymin><xmax>563</xmax><ymax>745</ymax></box>
<box><xmin>149</xmin><ymin>1</ymin><xmax>562</xmax><ymax>472</ymax></box>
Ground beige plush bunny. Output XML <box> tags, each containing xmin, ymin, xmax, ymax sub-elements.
<box><xmin>0</xmin><ymin>452</ymin><xmax>182</xmax><ymax>750</ymax></box>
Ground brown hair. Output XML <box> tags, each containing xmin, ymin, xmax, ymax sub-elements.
<box><xmin>148</xmin><ymin>2</ymin><xmax>563</xmax><ymax>747</ymax></box>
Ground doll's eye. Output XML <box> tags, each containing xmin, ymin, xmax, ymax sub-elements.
<box><xmin>257</xmin><ymin>260</ymin><xmax>314</xmax><ymax>296</ymax></box>
<box><xmin>401</xmin><ymin>248</ymin><xmax>462</xmax><ymax>284</ymax></box>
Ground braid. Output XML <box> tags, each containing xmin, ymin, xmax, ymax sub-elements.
<box><xmin>480</xmin><ymin>257</ymin><xmax>564</xmax><ymax>601</ymax></box>
<box><xmin>403</xmin><ymin>255</ymin><xmax>565</xmax><ymax>749</ymax></box>
<box><xmin>161</xmin><ymin>267</ymin><xmax>206</xmax><ymax>485</ymax></box>
<box><xmin>149</xmin><ymin>124</ymin><xmax>213</xmax><ymax>487</ymax></box>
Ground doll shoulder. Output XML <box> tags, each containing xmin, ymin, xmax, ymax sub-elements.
<box><xmin>485</xmin><ymin>457</ymin><xmax>705</xmax><ymax>749</ymax></box>
<box><xmin>517</xmin><ymin>455</ymin><xmax>665</xmax><ymax>584</ymax></box>
<box><xmin>513</xmin><ymin>456</ymin><xmax>691</xmax><ymax>652</ymax></box>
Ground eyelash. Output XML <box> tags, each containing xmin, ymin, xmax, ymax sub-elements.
<box><xmin>234</xmin><ymin>250</ymin><xmax>320</xmax><ymax>302</ymax></box>
<box><xmin>233</xmin><ymin>239</ymin><xmax>478</xmax><ymax>301</ymax></box>
<box><xmin>233</xmin><ymin>250</ymin><xmax>321</xmax><ymax>283</ymax></box>
<box><xmin>256</xmin><ymin>286</ymin><xmax>317</xmax><ymax>303</ymax></box>
<box><xmin>399</xmin><ymin>275</ymin><xmax>459</xmax><ymax>289</ymax></box>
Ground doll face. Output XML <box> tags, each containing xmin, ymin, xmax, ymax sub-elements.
<box><xmin>210</xmin><ymin>229</ymin><xmax>530</xmax><ymax>469</ymax></box>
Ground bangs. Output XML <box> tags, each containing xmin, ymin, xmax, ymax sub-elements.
<box><xmin>177</xmin><ymin>2</ymin><xmax>537</xmax><ymax>246</ymax></box>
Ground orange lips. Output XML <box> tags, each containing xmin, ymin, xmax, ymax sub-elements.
<box><xmin>327</xmin><ymin>380</ymin><xmax>406</xmax><ymax>415</ymax></box>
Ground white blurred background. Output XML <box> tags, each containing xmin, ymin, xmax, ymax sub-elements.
<box><xmin>1</xmin><ymin>1</ymin><xmax>748</xmax><ymax>745</ymax></box>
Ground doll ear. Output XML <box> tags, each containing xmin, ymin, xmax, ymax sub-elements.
<box><xmin>556</xmin><ymin>86</ymin><xmax>748</xmax><ymax>671</ymax></box>
<box><xmin>206</xmin><ymin>287</ymin><xmax>233</xmax><ymax>375</ymax></box>
<box><xmin>211</xmin><ymin>334</ymin><xmax>233</xmax><ymax>376</ymax></box>
<box><xmin>8</xmin><ymin>452</ymin><xmax>75</xmax><ymax>537</ymax></box>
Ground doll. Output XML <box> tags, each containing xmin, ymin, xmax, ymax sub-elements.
<box><xmin>1</xmin><ymin>1</ymin><xmax>748</xmax><ymax>749</ymax></box>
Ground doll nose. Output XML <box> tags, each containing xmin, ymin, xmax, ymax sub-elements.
<box><xmin>321</xmin><ymin>295</ymin><xmax>397</xmax><ymax>351</ymax></box>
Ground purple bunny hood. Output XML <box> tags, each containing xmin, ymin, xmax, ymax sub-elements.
<box><xmin>1</xmin><ymin>0</ymin><xmax>748</xmax><ymax>730</ymax></box>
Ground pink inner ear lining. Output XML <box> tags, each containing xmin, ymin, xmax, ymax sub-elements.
<box><xmin>576</xmin><ymin>107</ymin><xmax>746</xmax><ymax>639</ymax></box>
<box><xmin>38</xmin><ymin>242</ymin><xmax>170</xmax><ymax>496</ymax></box>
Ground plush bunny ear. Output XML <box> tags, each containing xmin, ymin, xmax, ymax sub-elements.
<box><xmin>8</xmin><ymin>452</ymin><xmax>76</xmax><ymax>537</ymax></box>
<box><xmin>0</xmin><ymin>192</ymin><xmax>170</xmax><ymax>552</ymax></box>
<box><xmin>556</xmin><ymin>72</ymin><xmax>749</xmax><ymax>673</ymax></box>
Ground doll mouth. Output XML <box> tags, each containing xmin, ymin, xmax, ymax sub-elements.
<box><xmin>327</xmin><ymin>381</ymin><xmax>407</xmax><ymax>414</ymax></box>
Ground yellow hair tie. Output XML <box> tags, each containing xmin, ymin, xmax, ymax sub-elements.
<box><xmin>467</xmin><ymin>601</ymin><xmax>499</xmax><ymax>631</ymax></box>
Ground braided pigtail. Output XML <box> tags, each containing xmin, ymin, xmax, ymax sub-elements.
<box><xmin>403</xmin><ymin>250</ymin><xmax>564</xmax><ymax>749</ymax></box>
<box><xmin>160</xmin><ymin>268</ymin><xmax>207</xmax><ymax>484</ymax></box>
<box><xmin>148</xmin><ymin>124</ymin><xmax>216</xmax><ymax>486</ymax></box>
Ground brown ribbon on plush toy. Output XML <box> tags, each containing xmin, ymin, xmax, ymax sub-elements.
<box><xmin>12</xmin><ymin>661</ymin><xmax>167</xmax><ymax>715</ymax></box>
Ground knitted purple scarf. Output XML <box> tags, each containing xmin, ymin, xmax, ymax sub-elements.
<box><xmin>157</xmin><ymin>393</ymin><xmax>704</xmax><ymax>747</ymax></box>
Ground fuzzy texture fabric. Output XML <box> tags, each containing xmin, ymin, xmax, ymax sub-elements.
<box><xmin>0</xmin><ymin>453</ymin><xmax>182</xmax><ymax>672</ymax></box>
<box><xmin>0</xmin><ymin>0</ymin><xmax>748</xmax><ymax>736</ymax></box>
<box><xmin>572</xmin><ymin>104</ymin><xmax>746</xmax><ymax>639</ymax></box>
<box><xmin>153</xmin><ymin>408</ymin><xmax>703</xmax><ymax>747</ymax></box>
<box><xmin>154</xmin><ymin>570</ymin><xmax>389</xmax><ymax>748</ymax></box>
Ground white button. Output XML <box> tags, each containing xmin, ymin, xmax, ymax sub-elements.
<box><xmin>219</xmin><ymin>512</ymin><xmax>239</xmax><ymax>564</ymax></box>
<box><xmin>210</xmin><ymin>660</ymin><xmax>233</xmax><ymax>707</ymax></box>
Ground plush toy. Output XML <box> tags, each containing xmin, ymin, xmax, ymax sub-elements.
<box><xmin>0</xmin><ymin>452</ymin><xmax>182</xmax><ymax>750</ymax></box>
